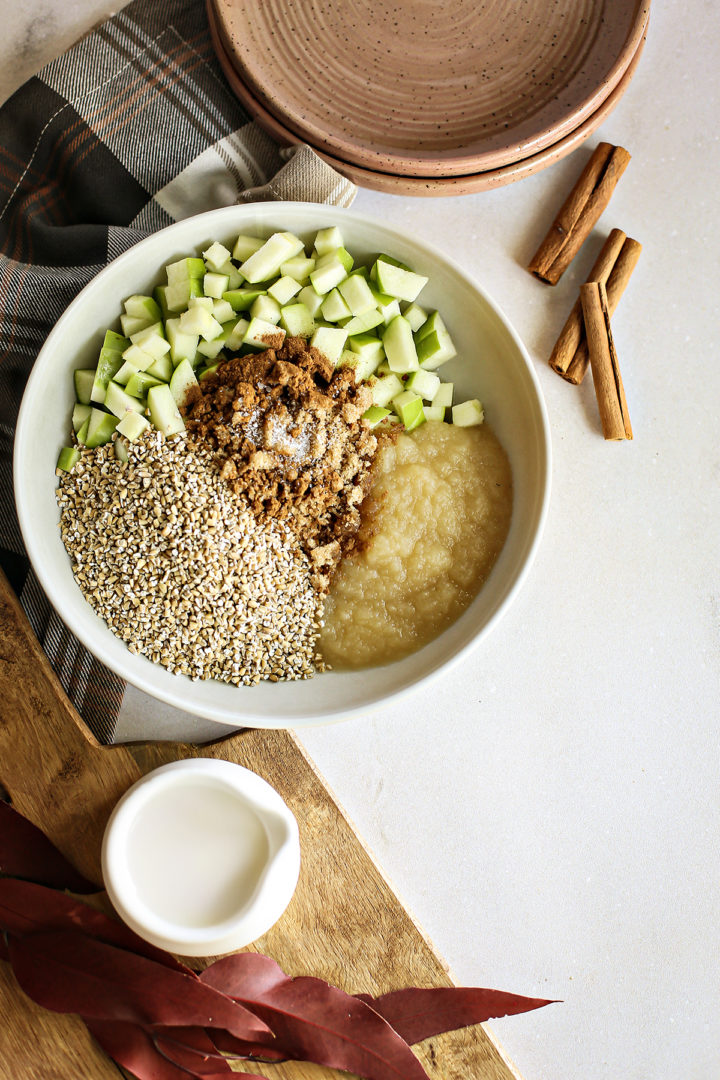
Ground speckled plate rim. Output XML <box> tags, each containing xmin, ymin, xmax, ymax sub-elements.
<box><xmin>210</xmin><ymin>0</ymin><xmax>650</xmax><ymax>177</ymax></box>
<box><xmin>209</xmin><ymin>4</ymin><xmax>646</xmax><ymax>198</ymax></box>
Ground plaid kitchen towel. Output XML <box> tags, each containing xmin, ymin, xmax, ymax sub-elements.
<box><xmin>0</xmin><ymin>0</ymin><xmax>356</xmax><ymax>744</ymax></box>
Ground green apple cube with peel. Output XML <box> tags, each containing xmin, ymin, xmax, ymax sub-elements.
<box><xmin>405</xmin><ymin>368</ymin><xmax>441</xmax><ymax>401</ymax></box>
<box><xmin>117</xmin><ymin>411</ymin><xmax>151</xmax><ymax>441</ymax></box>
<box><xmin>232</xmin><ymin>233</ymin><xmax>264</xmax><ymax>262</ymax></box>
<box><xmin>147</xmin><ymin>384</ymin><xmax>185</xmax><ymax>436</ymax></box>
<box><xmin>243</xmin><ymin>317</ymin><xmax>285</xmax><ymax>349</ymax></box>
<box><xmin>382</xmin><ymin>315</ymin><xmax>418</xmax><ymax>373</ymax></box>
<box><xmin>402</xmin><ymin>302</ymin><xmax>428</xmax><ymax>332</ymax></box>
<box><xmin>392</xmin><ymin>390</ymin><xmax>426</xmax><ymax>432</ymax></box>
<box><xmin>362</xmin><ymin>405</ymin><xmax>391</xmax><ymax>428</ymax></box>
<box><xmin>165</xmin><ymin>318</ymin><xmax>199</xmax><ymax>365</ymax></box>
<box><xmin>309</xmin><ymin>254</ymin><xmax>349</xmax><ymax>295</ymax></box>
<box><xmin>239</xmin><ymin>232</ymin><xmax>304</xmax><ymax>283</ymax></box>
<box><xmin>268</xmin><ymin>275</ymin><xmax>302</xmax><ymax>305</ymax></box>
<box><xmin>203</xmin><ymin>272</ymin><xmax>230</xmax><ymax>299</ymax></box>
<box><xmin>222</xmin><ymin>287</ymin><xmax>266</xmax><ymax>311</ymax></box>
<box><xmin>166</xmin><ymin>257</ymin><xmax>205</xmax><ymax>284</ymax></box>
<box><xmin>423</xmin><ymin>405</ymin><xmax>445</xmax><ymax>422</ymax></box>
<box><xmin>56</xmin><ymin>447</ymin><xmax>80</xmax><ymax>473</ymax></box>
<box><xmin>280</xmin><ymin>256</ymin><xmax>315</xmax><ymax>282</ymax></box>
<box><xmin>313</xmin><ymin>226</ymin><xmax>343</xmax><ymax>255</ymax></box>
<box><xmin>250</xmin><ymin>294</ymin><xmax>282</xmax><ymax>324</ymax></box>
<box><xmin>85</xmin><ymin>408</ymin><xmax>119</xmax><ymax>447</ymax></box>
<box><xmin>297</xmin><ymin>285</ymin><xmax>323</xmax><ymax>317</ymax></box>
<box><xmin>374</xmin><ymin>257</ymin><xmax>428</xmax><ymax>302</ymax></box>
<box><xmin>104</xmin><ymin>381</ymin><xmax>146</xmax><ymax>420</ymax></box>
<box><xmin>73</xmin><ymin>369</ymin><xmax>95</xmax><ymax>405</ymax></box>
<box><xmin>452</xmin><ymin>399</ymin><xmax>485</xmax><ymax>426</ymax></box>
<box><xmin>432</xmin><ymin>382</ymin><xmax>453</xmax><ymax>409</ymax></box>
<box><xmin>124</xmin><ymin>294</ymin><xmax>162</xmax><ymax>323</ymax></box>
<box><xmin>165</xmin><ymin>277</ymin><xmax>203</xmax><ymax>312</ymax></box>
<box><xmin>321</xmin><ymin>288</ymin><xmax>352</xmax><ymax>322</ymax></box>
<box><xmin>342</xmin><ymin>309</ymin><xmax>384</xmax><ymax>336</ymax></box>
<box><xmin>371</xmin><ymin>372</ymin><xmax>404</xmax><ymax>407</ymax></box>
<box><xmin>280</xmin><ymin>303</ymin><xmax>316</xmax><ymax>338</ymax></box>
<box><xmin>310</xmin><ymin>326</ymin><xmax>348</xmax><ymax>364</ymax></box>
<box><xmin>202</xmin><ymin>241</ymin><xmax>233</xmax><ymax>272</ymax></box>
<box><xmin>124</xmin><ymin>371</ymin><xmax>162</xmax><ymax>399</ymax></box>
<box><xmin>169</xmin><ymin>358</ymin><xmax>199</xmax><ymax>406</ymax></box>
<box><xmin>72</xmin><ymin>403</ymin><xmax>91</xmax><ymax>431</ymax></box>
<box><xmin>338</xmin><ymin>273</ymin><xmax>376</xmax><ymax>316</ymax></box>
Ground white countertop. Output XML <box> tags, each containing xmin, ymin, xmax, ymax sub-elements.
<box><xmin>4</xmin><ymin>3</ymin><xmax>719</xmax><ymax>1079</ymax></box>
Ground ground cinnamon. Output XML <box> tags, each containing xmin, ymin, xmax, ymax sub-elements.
<box><xmin>528</xmin><ymin>142</ymin><xmax>631</xmax><ymax>285</ymax></box>
<box><xmin>580</xmin><ymin>281</ymin><xmax>632</xmax><ymax>441</ymax></box>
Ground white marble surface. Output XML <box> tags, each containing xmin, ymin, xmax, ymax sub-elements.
<box><xmin>4</xmin><ymin>3</ymin><xmax>719</xmax><ymax>1080</ymax></box>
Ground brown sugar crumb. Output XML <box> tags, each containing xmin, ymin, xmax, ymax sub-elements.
<box><xmin>182</xmin><ymin>336</ymin><xmax>380</xmax><ymax>589</ymax></box>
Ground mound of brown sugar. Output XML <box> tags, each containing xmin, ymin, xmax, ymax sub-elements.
<box><xmin>182</xmin><ymin>336</ymin><xmax>379</xmax><ymax>589</ymax></box>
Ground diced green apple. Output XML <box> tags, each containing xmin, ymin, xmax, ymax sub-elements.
<box><xmin>243</xmin><ymin>317</ymin><xmax>286</xmax><ymax>350</ymax></box>
<box><xmin>117</xmin><ymin>411</ymin><xmax>151</xmax><ymax>441</ymax></box>
<box><xmin>145</xmin><ymin>354</ymin><xmax>173</xmax><ymax>382</ymax></box>
<box><xmin>222</xmin><ymin>287</ymin><xmax>266</xmax><ymax>311</ymax></box>
<box><xmin>165</xmin><ymin>318</ymin><xmax>199</xmax><ymax>365</ymax></box>
<box><xmin>179</xmin><ymin>305</ymin><xmax>223</xmax><ymax>341</ymax></box>
<box><xmin>169</xmin><ymin>358</ymin><xmax>199</xmax><ymax>407</ymax></box>
<box><xmin>166</xmin><ymin>256</ymin><xmax>206</xmax><ymax>284</ymax></box>
<box><xmin>402</xmin><ymin>302</ymin><xmax>428</xmax><ymax>332</ymax></box>
<box><xmin>124</xmin><ymin>371</ymin><xmax>162</xmax><ymax>399</ymax></box>
<box><xmin>371</xmin><ymin>372</ymin><xmax>404</xmax><ymax>407</ymax></box>
<box><xmin>72</xmin><ymin>402</ymin><xmax>92</xmax><ymax>432</ymax></box>
<box><xmin>202</xmin><ymin>241</ymin><xmax>233</xmax><ymax>271</ymax></box>
<box><xmin>124</xmin><ymin>294</ymin><xmax>162</xmax><ymax>323</ymax></box>
<box><xmin>338</xmin><ymin>349</ymin><xmax>382</xmax><ymax>382</ymax></box>
<box><xmin>423</xmin><ymin>405</ymin><xmax>446</xmax><ymax>422</ymax></box>
<box><xmin>338</xmin><ymin>273</ymin><xmax>376</xmax><ymax>316</ymax></box>
<box><xmin>310</xmin><ymin>326</ymin><xmax>348</xmax><ymax>364</ymax></box>
<box><xmin>309</xmin><ymin>254</ymin><xmax>349</xmax><ymax>295</ymax></box>
<box><xmin>313</xmin><ymin>226</ymin><xmax>343</xmax><ymax>255</ymax></box>
<box><xmin>374</xmin><ymin>257</ymin><xmax>428</xmax><ymax>302</ymax></box>
<box><xmin>280</xmin><ymin>303</ymin><xmax>316</xmax><ymax>337</ymax></box>
<box><xmin>73</xmin><ymin>369</ymin><xmax>96</xmax><ymax>405</ymax></box>
<box><xmin>342</xmin><ymin>309</ymin><xmax>384</xmax><ymax>336</ymax></box>
<box><xmin>382</xmin><ymin>314</ymin><xmax>419</xmax><ymax>373</ymax></box>
<box><xmin>104</xmin><ymin>381</ymin><xmax>146</xmax><ymax>419</ymax></box>
<box><xmin>239</xmin><ymin>232</ymin><xmax>304</xmax><ymax>283</ymax></box>
<box><xmin>432</xmin><ymin>381</ymin><xmax>453</xmax><ymax>409</ymax></box>
<box><xmin>392</xmin><ymin>389</ymin><xmax>426</xmax><ymax>431</ymax></box>
<box><xmin>268</xmin><ymin>275</ymin><xmax>302</xmax><ymax>305</ymax></box>
<box><xmin>90</xmin><ymin>349</ymin><xmax>126</xmax><ymax>403</ymax></box>
<box><xmin>362</xmin><ymin>405</ymin><xmax>391</xmax><ymax>428</ymax></box>
<box><xmin>85</xmin><ymin>408</ymin><xmax>119</xmax><ymax>447</ymax></box>
<box><xmin>415</xmin><ymin>311</ymin><xmax>457</xmax><ymax>369</ymax></box>
<box><xmin>320</xmin><ymin>288</ymin><xmax>351</xmax><ymax>322</ymax></box>
<box><xmin>165</xmin><ymin>277</ymin><xmax>203</xmax><ymax>312</ymax></box>
<box><xmin>56</xmin><ymin>447</ymin><xmax>80</xmax><ymax>473</ymax></box>
<box><xmin>280</xmin><ymin>256</ymin><xmax>315</xmax><ymax>282</ymax></box>
<box><xmin>405</xmin><ymin>368</ymin><xmax>441</xmax><ymax>401</ymax></box>
<box><xmin>250</xmin><ymin>293</ymin><xmax>281</xmax><ymax>324</ymax></box>
<box><xmin>147</xmin><ymin>384</ymin><xmax>185</xmax><ymax>436</ymax></box>
<box><xmin>297</xmin><ymin>285</ymin><xmax>324</xmax><ymax>317</ymax></box>
<box><xmin>452</xmin><ymin>399</ymin><xmax>484</xmax><ymax>426</ymax></box>
<box><xmin>203</xmin><ymin>272</ymin><xmax>230</xmax><ymax>299</ymax></box>
<box><xmin>232</xmin><ymin>233</ymin><xmax>264</xmax><ymax>262</ymax></box>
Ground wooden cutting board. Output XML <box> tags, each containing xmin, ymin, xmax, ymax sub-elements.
<box><xmin>0</xmin><ymin>567</ymin><xmax>521</xmax><ymax>1080</ymax></box>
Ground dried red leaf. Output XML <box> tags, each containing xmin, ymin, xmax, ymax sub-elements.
<box><xmin>0</xmin><ymin>878</ymin><xmax>191</xmax><ymax>974</ymax></box>
<box><xmin>201</xmin><ymin>952</ymin><xmax>429</xmax><ymax>1080</ymax></box>
<box><xmin>0</xmin><ymin>799</ymin><xmax>98</xmax><ymax>892</ymax></box>
<box><xmin>209</xmin><ymin>1028</ymin><xmax>287</xmax><ymax>1064</ymax></box>
<box><xmin>152</xmin><ymin>1026</ymin><xmax>238</xmax><ymax>1075</ymax></box>
<box><xmin>86</xmin><ymin>1019</ymin><xmax>257</xmax><ymax>1080</ymax></box>
<box><xmin>9</xmin><ymin>931</ymin><xmax>271</xmax><ymax>1041</ymax></box>
<box><xmin>356</xmin><ymin>986</ymin><xmax>557</xmax><ymax>1044</ymax></box>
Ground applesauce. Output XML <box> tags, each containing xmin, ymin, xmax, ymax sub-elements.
<box><xmin>319</xmin><ymin>420</ymin><xmax>512</xmax><ymax>668</ymax></box>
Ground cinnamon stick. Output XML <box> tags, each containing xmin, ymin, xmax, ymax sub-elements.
<box><xmin>549</xmin><ymin>230</ymin><xmax>642</xmax><ymax>382</ymax></box>
<box><xmin>580</xmin><ymin>280</ymin><xmax>632</xmax><ymax>441</ymax></box>
<box><xmin>528</xmin><ymin>142</ymin><xmax>631</xmax><ymax>285</ymax></box>
<box><xmin>564</xmin><ymin>235</ymin><xmax>642</xmax><ymax>384</ymax></box>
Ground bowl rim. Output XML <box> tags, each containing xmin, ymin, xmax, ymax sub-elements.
<box><xmin>14</xmin><ymin>202</ymin><xmax>552</xmax><ymax>728</ymax></box>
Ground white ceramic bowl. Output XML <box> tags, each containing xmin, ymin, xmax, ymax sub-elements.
<box><xmin>14</xmin><ymin>203</ymin><xmax>551</xmax><ymax>728</ymax></box>
<box><xmin>101</xmin><ymin>759</ymin><xmax>300</xmax><ymax>956</ymax></box>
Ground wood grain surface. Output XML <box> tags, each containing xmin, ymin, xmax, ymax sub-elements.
<box><xmin>0</xmin><ymin>567</ymin><xmax>520</xmax><ymax>1080</ymax></box>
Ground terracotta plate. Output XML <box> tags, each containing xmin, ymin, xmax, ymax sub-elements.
<box><xmin>208</xmin><ymin>0</ymin><xmax>646</xmax><ymax>198</ymax></box>
<box><xmin>210</xmin><ymin>0</ymin><xmax>649</xmax><ymax>177</ymax></box>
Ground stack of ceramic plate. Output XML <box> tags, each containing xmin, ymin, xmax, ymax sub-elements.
<box><xmin>207</xmin><ymin>0</ymin><xmax>649</xmax><ymax>196</ymax></box>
